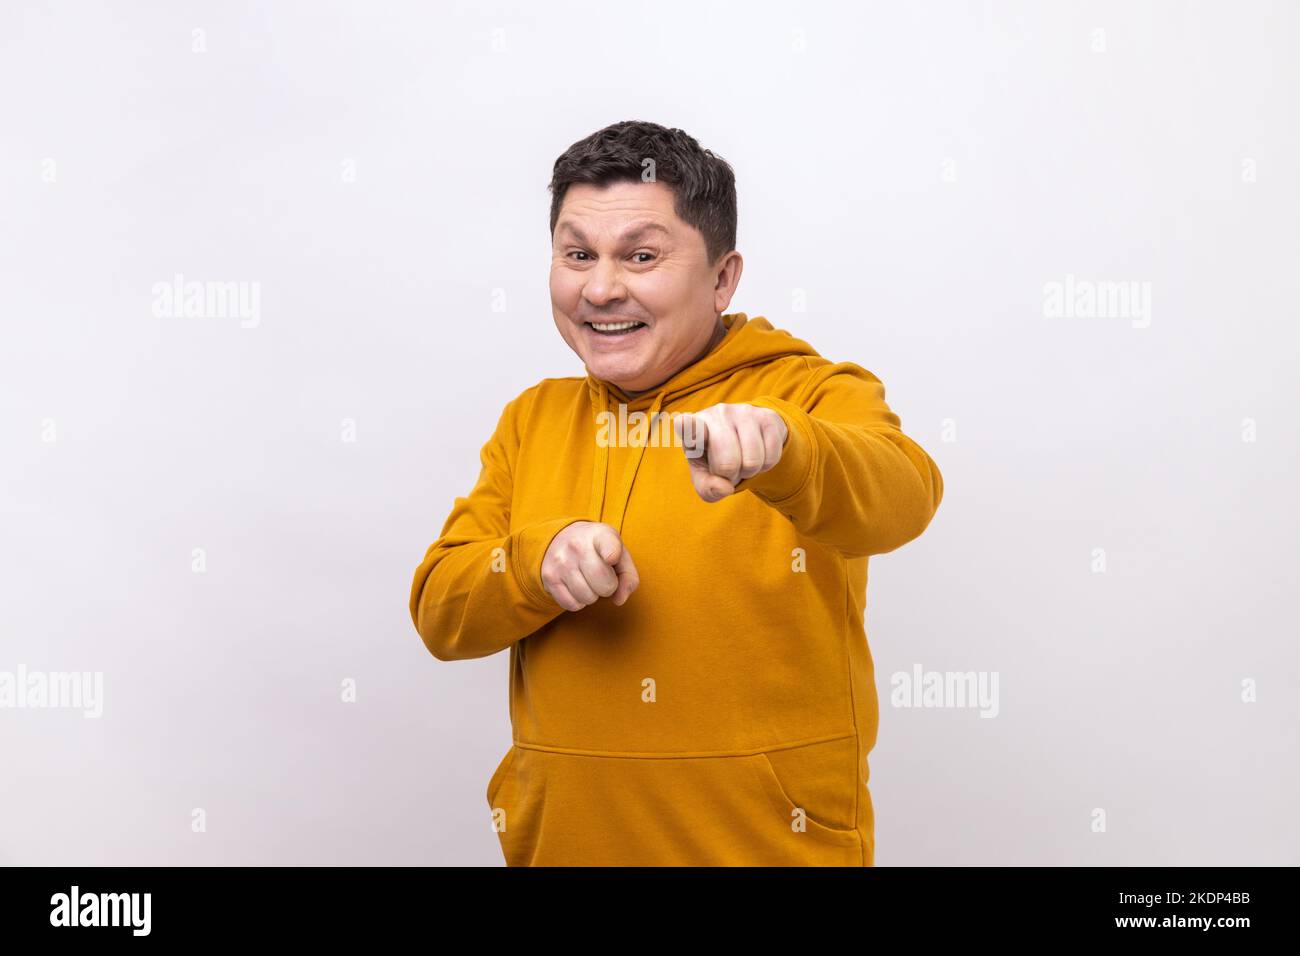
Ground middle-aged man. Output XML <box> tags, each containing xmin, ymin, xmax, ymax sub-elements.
<box><xmin>409</xmin><ymin>120</ymin><xmax>944</xmax><ymax>867</ymax></box>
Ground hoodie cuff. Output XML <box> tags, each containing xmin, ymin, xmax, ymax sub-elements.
<box><xmin>513</xmin><ymin>517</ymin><xmax>587</xmax><ymax>610</ymax></box>
<box><xmin>736</xmin><ymin>396</ymin><xmax>817</xmax><ymax>504</ymax></box>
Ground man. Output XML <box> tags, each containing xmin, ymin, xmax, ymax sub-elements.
<box><xmin>409</xmin><ymin>120</ymin><xmax>944</xmax><ymax>866</ymax></box>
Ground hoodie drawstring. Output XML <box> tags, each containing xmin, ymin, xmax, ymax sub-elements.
<box><xmin>588</xmin><ymin>381</ymin><xmax>611</xmax><ymax>521</ymax></box>
<box><xmin>587</xmin><ymin>382</ymin><xmax>667</xmax><ymax>537</ymax></box>
<box><xmin>606</xmin><ymin>390</ymin><xmax>665</xmax><ymax>536</ymax></box>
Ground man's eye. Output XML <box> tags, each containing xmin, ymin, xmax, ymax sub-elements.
<box><xmin>632</xmin><ymin>252</ymin><xmax>655</xmax><ymax>263</ymax></box>
<box><xmin>567</xmin><ymin>251</ymin><xmax>591</xmax><ymax>261</ymax></box>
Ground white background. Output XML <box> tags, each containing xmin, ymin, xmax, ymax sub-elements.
<box><xmin>1</xmin><ymin>0</ymin><xmax>1297</xmax><ymax>865</ymax></box>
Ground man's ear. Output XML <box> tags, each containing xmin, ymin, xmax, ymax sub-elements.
<box><xmin>712</xmin><ymin>250</ymin><xmax>743</xmax><ymax>311</ymax></box>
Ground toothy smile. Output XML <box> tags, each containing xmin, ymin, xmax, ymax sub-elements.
<box><xmin>585</xmin><ymin>320</ymin><xmax>647</xmax><ymax>335</ymax></box>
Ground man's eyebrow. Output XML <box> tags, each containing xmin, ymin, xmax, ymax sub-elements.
<box><xmin>555</xmin><ymin>221</ymin><xmax>670</xmax><ymax>244</ymax></box>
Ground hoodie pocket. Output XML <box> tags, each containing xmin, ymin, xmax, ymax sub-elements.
<box><xmin>748</xmin><ymin>736</ymin><xmax>862</xmax><ymax>848</ymax></box>
<box><xmin>486</xmin><ymin>744</ymin><xmax>549</xmax><ymax>867</ymax></box>
<box><xmin>482</xmin><ymin>741</ymin><xmax>863</xmax><ymax>865</ymax></box>
<box><xmin>486</xmin><ymin>745</ymin><xmax>517</xmax><ymax>806</ymax></box>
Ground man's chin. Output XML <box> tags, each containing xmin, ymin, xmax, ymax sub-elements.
<box><xmin>584</xmin><ymin>355</ymin><xmax>651</xmax><ymax>392</ymax></box>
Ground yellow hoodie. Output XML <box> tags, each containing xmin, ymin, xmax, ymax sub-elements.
<box><xmin>409</xmin><ymin>312</ymin><xmax>943</xmax><ymax>866</ymax></box>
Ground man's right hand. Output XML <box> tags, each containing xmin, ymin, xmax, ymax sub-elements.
<box><xmin>540</xmin><ymin>521</ymin><xmax>639</xmax><ymax>611</ymax></box>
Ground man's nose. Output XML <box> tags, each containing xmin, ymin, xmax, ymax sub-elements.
<box><xmin>582</xmin><ymin>257</ymin><xmax>627</xmax><ymax>305</ymax></box>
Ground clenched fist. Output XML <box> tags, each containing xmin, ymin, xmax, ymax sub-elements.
<box><xmin>541</xmin><ymin>521</ymin><xmax>639</xmax><ymax>611</ymax></box>
<box><xmin>674</xmin><ymin>403</ymin><xmax>789</xmax><ymax>501</ymax></box>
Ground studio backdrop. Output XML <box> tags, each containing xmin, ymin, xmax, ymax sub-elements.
<box><xmin>1</xmin><ymin>0</ymin><xmax>1296</xmax><ymax>865</ymax></box>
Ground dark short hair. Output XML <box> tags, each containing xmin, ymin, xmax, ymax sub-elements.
<box><xmin>548</xmin><ymin>120</ymin><xmax>737</xmax><ymax>264</ymax></box>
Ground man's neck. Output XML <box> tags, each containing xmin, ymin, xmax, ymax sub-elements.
<box><xmin>620</xmin><ymin>316</ymin><xmax>728</xmax><ymax>400</ymax></box>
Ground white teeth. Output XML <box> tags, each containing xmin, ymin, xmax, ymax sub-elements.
<box><xmin>589</xmin><ymin>321</ymin><xmax>643</xmax><ymax>331</ymax></box>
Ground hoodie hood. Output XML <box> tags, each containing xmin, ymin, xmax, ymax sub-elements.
<box><xmin>583</xmin><ymin>312</ymin><xmax>819</xmax><ymax>534</ymax></box>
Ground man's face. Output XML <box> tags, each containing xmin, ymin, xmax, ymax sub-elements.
<box><xmin>550</xmin><ymin>179</ymin><xmax>741</xmax><ymax>394</ymax></box>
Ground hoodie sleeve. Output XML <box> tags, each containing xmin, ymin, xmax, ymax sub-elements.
<box><xmin>409</xmin><ymin>392</ymin><xmax>582</xmax><ymax>661</ymax></box>
<box><xmin>740</xmin><ymin>361</ymin><xmax>943</xmax><ymax>558</ymax></box>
